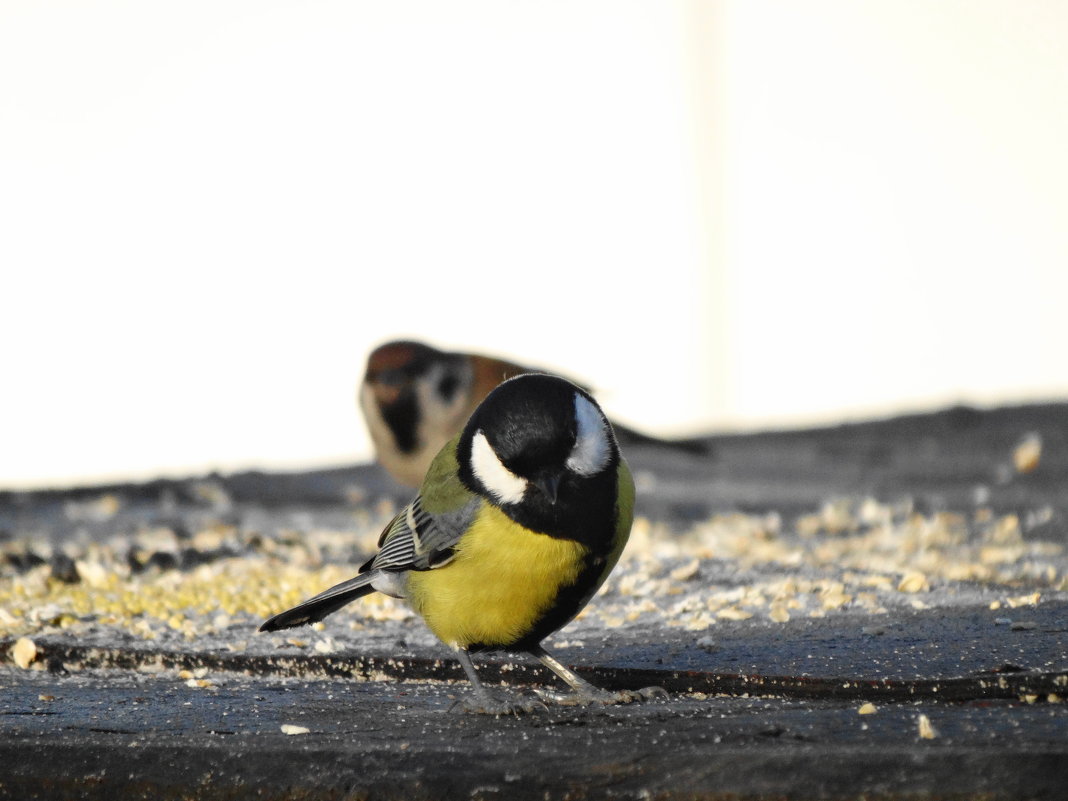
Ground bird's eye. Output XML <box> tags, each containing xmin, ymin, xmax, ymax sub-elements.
<box><xmin>438</xmin><ymin>374</ymin><xmax>459</xmax><ymax>402</ymax></box>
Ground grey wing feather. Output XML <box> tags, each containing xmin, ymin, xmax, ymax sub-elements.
<box><xmin>369</xmin><ymin>509</ymin><xmax>418</xmax><ymax>570</ymax></box>
<box><xmin>259</xmin><ymin>493</ymin><xmax>480</xmax><ymax>632</ymax></box>
<box><xmin>370</xmin><ymin>494</ymin><xmax>479</xmax><ymax>571</ymax></box>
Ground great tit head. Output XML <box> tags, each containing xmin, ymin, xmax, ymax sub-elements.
<box><xmin>459</xmin><ymin>373</ymin><xmax>618</xmax><ymax>510</ymax></box>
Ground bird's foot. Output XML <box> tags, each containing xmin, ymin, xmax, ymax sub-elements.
<box><xmin>452</xmin><ymin>689</ymin><xmax>548</xmax><ymax>716</ymax></box>
<box><xmin>613</xmin><ymin>686</ymin><xmax>669</xmax><ymax>703</ymax></box>
<box><xmin>536</xmin><ymin>685</ymin><xmax>669</xmax><ymax>707</ymax></box>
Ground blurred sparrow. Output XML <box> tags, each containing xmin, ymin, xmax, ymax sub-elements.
<box><xmin>359</xmin><ymin>340</ymin><xmax>711</xmax><ymax>486</ymax></box>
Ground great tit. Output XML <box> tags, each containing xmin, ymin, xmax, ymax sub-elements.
<box><xmin>262</xmin><ymin>373</ymin><xmax>651</xmax><ymax>713</ymax></box>
<box><xmin>358</xmin><ymin>339</ymin><xmax>713</xmax><ymax>487</ymax></box>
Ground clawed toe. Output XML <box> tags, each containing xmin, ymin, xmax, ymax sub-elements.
<box><xmin>536</xmin><ymin>685</ymin><xmax>669</xmax><ymax>707</ymax></box>
<box><xmin>616</xmin><ymin>686</ymin><xmax>669</xmax><ymax>702</ymax></box>
<box><xmin>453</xmin><ymin>690</ymin><xmax>548</xmax><ymax>716</ymax></box>
<box><xmin>602</xmin><ymin>685</ymin><xmax>669</xmax><ymax>705</ymax></box>
<box><xmin>534</xmin><ymin>687</ymin><xmax>609</xmax><ymax>706</ymax></box>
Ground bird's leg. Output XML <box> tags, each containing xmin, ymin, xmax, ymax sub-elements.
<box><xmin>531</xmin><ymin>646</ymin><xmax>612</xmax><ymax>698</ymax></box>
<box><xmin>530</xmin><ymin>645</ymin><xmax>667</xmax><ymax>706</ymax></box>
<box><xmin>452</xmin><ymin>647</ymin><xmax>544</xmax><ymax>716</ymax></box>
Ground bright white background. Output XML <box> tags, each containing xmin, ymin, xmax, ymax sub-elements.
<box><xmin>3</xmin><ymin>1</ymin><xmax>1067</xmax><ymax>489</ymax></box>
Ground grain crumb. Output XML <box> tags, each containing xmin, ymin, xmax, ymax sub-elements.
<box><xmin>769</xmin><ymin>605</ymin><xmax>790</xmax><ymax>623</ymax></box>
<box><xmin>669</xmin><ymin>560</ymin><xmax>700</xmax><ymax>582</ymax></box>
<box><xmin>917</xmin><ymin>714</ymin><xmax>937</xmax><ymax>739</ymax></box>
<box><xmin>12</xmin><ymin>637</ymin><xmax>37</xmax><ymax>669</ymax></box>
<box><xmin>1007</xmin><ymin>593</ymin><xmax>1040</xmax><ymax>608</ymax></box>
<box><xmin>897</xmin><ymin>572</ymin><xmax>929</xmax><ymax>593</ymax></box>
<box><xmin>1013</xmin><ymin>434</ymin><xmax>1042</xmax><ymax>474</ymax></box>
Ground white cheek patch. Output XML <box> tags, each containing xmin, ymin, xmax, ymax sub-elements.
<box><xmin>471</xmin><ymin>430</ymin><xmax>529</xmax><ymax>504</ymax></box>
<box><xmin>567</xmin><ymin>394</ymin><xmax>611</xmax><ymax>476</ymax></box>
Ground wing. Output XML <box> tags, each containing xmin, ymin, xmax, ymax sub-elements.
<box><xmin>367</xmin><ymin>491</ymin><xmax>477</xmax><ymax>572</ymax></box>
<box><xmin>259</xmin><ymin>437</ymin><xmax>479</xmax><ymax>633</ymax></box>
<box><xmin>366</xmin><ymin>432</ymin><xmax>480</xmax><ymax>570</ymax></box>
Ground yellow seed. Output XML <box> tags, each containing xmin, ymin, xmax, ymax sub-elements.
<box><xmin>1007</xmin><ymin>592</ymin><xmax>1040</xmax><ymax>608</ymax></box>
<box><xmin>898</xmin><ymin>572</ymin><xmax>929</xmax><ymax>593</ymax></box>
<box><xmin>917</xmin><ymin>714</ymin><xmax>937</xmax><ymax>739</ymax></box>
<box><xmin>716</xmin><ymin>607</ymin><xmax>752</xmax><ymax>621</ymax></box>
<box><xmin>669</xmin><ymin>560</ymin><xmax>700</xmax><ymax>582</ymax></box>
<box><xmin>1013</xmin><ymin>434</ymin><xmax>1042</xmax><ymax>473</ymax></box>
<box><xmin>821</xmin><ymin>593</ymin><xmax>852</xmax><ymax>610</ymax></box>
<box><xmin>858</xmin><ymin>703</ymin><xmax>877</xmax><ymax>715</ymax></box>
<box><xmin>12</xmin><ymin>637</ymin><xmax>37</xmax><ymax>669</ymax></box>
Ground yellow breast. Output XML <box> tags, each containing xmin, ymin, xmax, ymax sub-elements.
<box><xmin>406</xmin><ymin>504</ymin><xmax>588</xmax><ymax>649</ymax></box>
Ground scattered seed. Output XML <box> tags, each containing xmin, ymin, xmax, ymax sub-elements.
<box><xmin>669</xmin><ymin>560</ymin><xmax>700</xmax><ymax>582</ymax></box>
<box><xmin>897</xmin><ymin>572</ymin><xmax>929</xmax><ymax>593</ymax></box>
<box><xmin>1013</xmin><ymin>434</ymin><xmax>1042</xmax><ymax>474</ymax></box>
<box><xmin>769</xmin><ymin>605</ymin><xmax>790</xmax><ymax>623</ymax></box>
<box><xmin>917</xmin><ymin>714</ymin><xmax>937</xmax><ymax>739</ymax></box>
<box><xmin>12</xmin><ymin>637</ymin><xmax>37</xmax><ymax>669</ymax></box>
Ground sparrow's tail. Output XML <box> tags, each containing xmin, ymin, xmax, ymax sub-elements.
<box><xmin>610</xmin><ymin>421</ymin><xmax>714</xmax><ymax>457</ymax></box>
<box><xmin>259</xmin><ymin>573</ymin><xmax>378</xmax><ymax>632</ymax></box>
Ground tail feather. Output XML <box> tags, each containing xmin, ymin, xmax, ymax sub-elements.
<box><xmin>259</xmin><ymin>573</ymin><xmax>378</xmax><ymax>632</ymax></box>
<box><xmin>611</xmin><ymin>421</ymin><xmax>713</xmax><ymax>457</ymax></box>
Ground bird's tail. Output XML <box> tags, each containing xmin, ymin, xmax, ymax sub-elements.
<box><xmin>610</xmin><ymin>421</ymin><xmax>714</xmax><ymax>457</ymax></box>
<box><xmin>259</xmin><ymin>572</ymin><xmax>378</xmax><ymax>632</ymax></box>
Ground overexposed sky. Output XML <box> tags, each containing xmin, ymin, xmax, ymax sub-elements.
<box><xmin>3</xmin><ymin>1</ymin><xmax>1068</xmax><ymax>489</ymax></box>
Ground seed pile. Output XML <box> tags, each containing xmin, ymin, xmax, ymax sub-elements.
<box><xmin>594</xmin><ymin>501</ymin><xmax>1065</xmax><ymax>634</ymax></box>
<box><xmin>2</xmin><ymin>491</ymin><xmax>1065</xmax><ymax>663</ymax></box>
